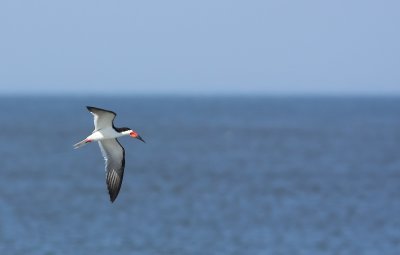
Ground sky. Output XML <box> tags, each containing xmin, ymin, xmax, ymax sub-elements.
<box><xmin>0</xmin><ymin>0</ymin><xmax>399</xmax><ymax>95</ymax></box>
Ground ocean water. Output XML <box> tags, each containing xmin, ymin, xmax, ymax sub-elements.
<box><xmin>0</xmin><ymin>96</ymin><xmax>399</xmax><ymax>255</ymax></box>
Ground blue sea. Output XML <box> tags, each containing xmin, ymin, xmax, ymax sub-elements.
<box><xmin>0</xmin><ymin>96</ymin><xmax>399</xmax><ymax>255</ymax></box>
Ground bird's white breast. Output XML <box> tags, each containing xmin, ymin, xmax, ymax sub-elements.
<box><xmin>87</xmin><ymin>128</ymin><xmax>122</xmax><ymax>141</ymax></box>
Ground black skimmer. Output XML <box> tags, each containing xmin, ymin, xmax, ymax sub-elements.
<box><xmin>74</xmin><ymin>106</ymin><xmax>145</xmax><ymax>202</ymax></box>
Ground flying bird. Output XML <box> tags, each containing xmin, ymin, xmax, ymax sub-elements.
<box><xmin>74</xmin><ymin>106</ymin><xmax>145</xmax><ymax>202</ymax></box>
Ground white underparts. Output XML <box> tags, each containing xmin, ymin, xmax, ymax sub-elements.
<box><xmin>86</xmin><ymin>128</ymin><xmax>132</xmax><ymax>141</ymax></box>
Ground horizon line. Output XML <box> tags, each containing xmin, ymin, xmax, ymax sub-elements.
<box><xmin>0</xmin><ymin>91</ymin><xmax>400</xmax><ymax>98</ymax></box>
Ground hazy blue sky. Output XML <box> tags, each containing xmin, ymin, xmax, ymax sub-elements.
<box><xmin>0</xmin><ymin>0</ymin><xmax>399</xmax><ymax>95</ymax></box>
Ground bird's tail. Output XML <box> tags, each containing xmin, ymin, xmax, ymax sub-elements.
<box><xmin>73</xmin><ymin>139</ymin><xmax>89</xmax><ymax>149</ymax></box>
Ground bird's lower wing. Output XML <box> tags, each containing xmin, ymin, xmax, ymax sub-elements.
<box><xmin>98</xmin><ymin>139</ymin><xmax>125</xmax><ymax>202</ymax></box>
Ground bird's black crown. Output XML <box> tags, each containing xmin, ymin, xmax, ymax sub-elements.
<box><xmin>114</xmin><ymin>127</ymin><xmax>131</xmax><ymax>132</ymax></box>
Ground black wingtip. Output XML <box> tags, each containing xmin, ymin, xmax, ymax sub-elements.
<box><xmin>86</xmin><ymin>106</ymin><xmax>117</xmax><ymax>116</ymax></box>
<box><xmin>109</xmin><ymin>190</ymin><xmax>118</xmax><ymax>203</ymax></box>
<box><xmin>86</xmin><ymin>106</ymin><xmax>97</xmax><ymax>112</ymax></box>
<box><xmin>86</xmin><ymin>106</ymin><xmax>95</xmax><ymax>113</ymax></box>
<box><xmin>106</xmin><ymin>169</ymin><xmax>123</xmax><ymax>203</ymax></box>
<box><xmin>108</xmin><ymin>188</ymin><xmax>119</xmax><ymax>203</ymax></box>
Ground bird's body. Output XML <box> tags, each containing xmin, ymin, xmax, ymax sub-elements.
<box><xmin>88</xmin><ymin>127</ymin><xmax>130</xmax><ymax>141</ymax></box>
<box><xmin>74</xmin><ymin>106</ymin><xmax>145</xmax><ymax>202</ymax></box>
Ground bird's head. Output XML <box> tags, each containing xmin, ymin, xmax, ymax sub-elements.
<box><xmin>117</xmin><ymin>127</ymin><xmax>145</xmax><ymax>143</ymax></box>
<box><xmin>129</xmin><ymin>130</ymin><xmax>145</xmax><ymax>143</ymax></box>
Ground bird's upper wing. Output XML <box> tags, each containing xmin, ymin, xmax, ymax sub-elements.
<box><xmin>87</xmin><ymin>106</ymin><xmax>116</xmax><ymax>131</ymax></box>
<box><xmin>98</xmin><ymin>139</ymin><xmax>125</xmax><ymax>202</ymax></box>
